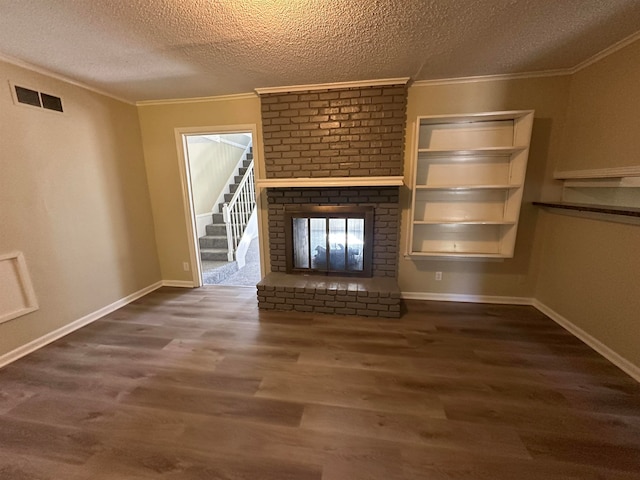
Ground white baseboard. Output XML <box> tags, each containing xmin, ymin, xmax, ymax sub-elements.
<box><xmin>4</xmin><ymin>280</ymin><xmax>637</xmax><ymax>384</ymax></box>
<box><xmin>532</xmin><ymin>300</ymin><xmax>640</xmax><ymax>383</ymax></box>
<box><xmin>0</xmin><ymin>281</ymin><xmax>163</xmax><ymax>369</ymax></box>
<box><xmin>401</xmin><ymin>291</ymin><xmax>533</xmax><ymax>305</ymax></box>
<box><xmin>162</xmin><ymin>280</ymin><xmax>194</xmax><ymax>288</ymax></box>
<box><xmin>402</xmin><ymin>292</ymin><xmax>639</xmax><ymax>382</ymax></box>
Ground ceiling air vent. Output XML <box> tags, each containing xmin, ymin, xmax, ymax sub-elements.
<box><xmin>12</xmin><ymin>84</ymin><xmax>64</xmax><ymax>113</ymax></box>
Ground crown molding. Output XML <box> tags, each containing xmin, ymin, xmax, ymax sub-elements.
<box><xmin>570</xmin><ymin>30</ymin><xmax>640</xmax><ymax>74</ymax></box>
<box><xmin>255</xmin><ymin>77</ymin><xmax>410</xmax><ymax>95</ymax></box>
<box><xmin>0</xmin><ymin>51</ymin><xmax>134</xmax><ymax>105</ymax></box>
<box><xmin>412</xmin><ymin>32</ymin><xmax>640</xmax><ymax>88</ymax></box>
<box><xmin>136</xmin><ymin>92</ymin><xmax>257</xmax><ymax>106</ymax></box>
<box><xmin>412</xmin><ymin>69</ymin><xmax>571</xmax><ymax>87</ymax></box>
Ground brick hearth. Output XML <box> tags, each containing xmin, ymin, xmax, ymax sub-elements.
<box><xmin>257</xmin><ymin>273</ymin><xmax>401</xmax><ymax>318</ymax></box>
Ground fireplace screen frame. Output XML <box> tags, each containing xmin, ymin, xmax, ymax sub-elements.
<box><xmin>284</xmin><ymin>205</ymin><xmax>374</xmax><ymax>277</ymax></box>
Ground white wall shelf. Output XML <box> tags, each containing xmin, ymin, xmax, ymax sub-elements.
<box><xmin>413</xmin><ymin>220</ymin><xmax>516</xmax><ymax>225</ymax></box>
<box><xmin>418</xmin><ymin>146</ymin><xmax>526</xmax><ymax>157</ymax></box>
<box><xmin>415</xmin><ymin>185</ymin><xmax>521</xmax><ymax>190</ymax></box>
<box><xmin>407</xmin><ymin>110</ymin><xmax>534</xmax><ymax>259</ymax></box>
<box><xmin>551</xmin><ymin>166</ymin><xmax>640</xmax><ymax>213</ymax></box>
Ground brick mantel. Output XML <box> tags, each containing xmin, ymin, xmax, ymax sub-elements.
<box><xmin>255</xmin><ymin>176</ymin><xmax>404</xmax><ymax>188</ymax></box>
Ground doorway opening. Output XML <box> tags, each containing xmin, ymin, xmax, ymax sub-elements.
<box><xmin>182</xmin><ymin>130</ymin><xmax>261</xmax><ymax>287</ymax></box>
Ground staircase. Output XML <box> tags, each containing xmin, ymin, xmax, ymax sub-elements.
<box><xmin>199</xmin><ymin>149</ymin><xmax>254</xmax><ymax>265</ymax></box>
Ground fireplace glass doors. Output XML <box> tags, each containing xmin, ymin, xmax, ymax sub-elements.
<box><xmin>284</xmin><ymin>206</ymin><xmax>374</xmax><ymax>277</ymax></box>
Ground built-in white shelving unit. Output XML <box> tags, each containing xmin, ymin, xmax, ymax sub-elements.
<box><xmin>408</xmin><ymin>110</ymin><xmax>534</xmax><ymax>259</ymax></box>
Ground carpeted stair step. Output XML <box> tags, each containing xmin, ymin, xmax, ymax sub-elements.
<box><xmin>199</xmin><ymin>235</ymin><xmax>228</xmax><ymax>249</ymax></box>
<box><xmin>205</xmin><ymin>223</ymin><xmax>227</xmax><ymax>236</ymax></box>
<box><xmin>200</xmin><ymin>248</ymin><xmax>229</xmax><ymax>262</ymax></box>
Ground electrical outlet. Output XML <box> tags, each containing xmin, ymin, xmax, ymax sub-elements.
<box><xmin>183</xmin><ymin>262</ymin><xmax>190</xmax><ymax>271</ymax></box>
<box><xmin>435</xmin><ymin>271</ymin><xmax>442</xmax><ymax>281</ymax></box>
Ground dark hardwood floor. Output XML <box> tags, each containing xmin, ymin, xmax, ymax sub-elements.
<box><xmin>1</xmin><ymin>286</ymin><xmax>639</xmax><ymax>479</ymax></box>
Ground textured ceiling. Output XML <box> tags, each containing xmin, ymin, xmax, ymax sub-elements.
<box><xmin>0</xmin><ymin>0</ymin><xmax>639</xmax><ymax>102</ymax></box>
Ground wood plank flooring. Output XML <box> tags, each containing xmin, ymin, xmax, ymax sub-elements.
<box><xmin>1</xmin><ymin>286</ymin><xmax>639</xmax><ymax>479</ymax></box>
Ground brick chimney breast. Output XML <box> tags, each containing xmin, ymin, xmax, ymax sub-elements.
<box><xmin>260</xmin><ymin>84</ymin><xmax>408</xmax><ymax>179</ymax></box>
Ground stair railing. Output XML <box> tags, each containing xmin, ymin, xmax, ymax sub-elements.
<box><xmin>208</xmin><ymin>142</ymin><xmax>253</xmax><ymax>217</ymax></box>
<box><xmin>222</xmin><ymin>160</ymin><xmax>256</xmax><ymax>261</ymax></box>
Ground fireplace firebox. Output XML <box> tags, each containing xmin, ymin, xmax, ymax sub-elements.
<box><xmin>284</xmin><ymin>205</ymin><xmax>374</xmax><ymax>277</ymax></box>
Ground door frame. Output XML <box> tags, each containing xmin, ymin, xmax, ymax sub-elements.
<box><xmin>174</xmin><ymin>124</ymin><xmax>261</xmax><ymax>287</ymax></box>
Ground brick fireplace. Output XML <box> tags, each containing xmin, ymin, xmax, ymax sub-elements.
<box><xmin>255</xmin><ymin>80</ymin><xmax>408</xmax><ymax>317</ymax></box>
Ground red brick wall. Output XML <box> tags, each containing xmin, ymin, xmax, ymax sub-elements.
<box><xmin>260</xmin><ymin>84</ymin><xmax>407</xmax><ymax>178</ymax></box>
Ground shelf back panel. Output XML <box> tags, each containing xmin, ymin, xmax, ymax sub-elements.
<box><xmin>411</xmin><ymin>224</ymin><xmax>514</xmax><ymax>255</ymax></box>
<box><xmin>413</xmin><ymin>190</ymin><xmax>508</xmax><ymax>222</ymax></box>
<box><xmin>416</xmin><ymin>161</ymin><xmax>511</xmax><ymax>187</ymax></box>
<box><xmin>418</xmin><ymin>120</ymin><xmax>514</xmax><ymax>150</ymax></box>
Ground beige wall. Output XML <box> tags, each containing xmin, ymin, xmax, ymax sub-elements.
<box><xmin>187</xmin><ymin>139</ymin><xmax>246</xmax><ymax>215</ymax></box>
<box><xmin>558</xmin><ymin>39</ymin><xmax>640</xmax><ymax>173</ymax></box>
<box><xmin>535</xmin><ymin>39</ymin><xmax>640</xmax><ymax>369</ymax></box>
<box><xmin>399</xmin><ymin>76</ymin><xmax>571</xmax><ymax>297</ymax></box>
<box><xmin>137</xmin><ymin>97</ymin><xmax>263</xmax><ymax>282</ymax></box>
<box><xmin>536</xmin><ymin>213</ymin><xmax>640</xmax><ymax>366</ymax></box>
<box><xmin>0</xmin><ymin>60</ymin><xmax>160</xmax><ymax>357</ymax></box>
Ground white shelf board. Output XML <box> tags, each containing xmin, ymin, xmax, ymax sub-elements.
<box><xmin>407</xmin><ymin>251</ymin><xmax>510</xmax><ymax>258</ymax></box>
<box><xmin>564</xmin><ymin>177</ymin><xmax>640</xmax><ymax>188</ymax></box>
<box><xmin>418</xmin><ymin>110</ymin><xmax>534</xmax><ymax>125</ymax></box>
<box><xmin>255</xmin><ymin>176</ymin><xmax>404</xmax><ymax>188</ymax></box>
<box><xmin>415</xmin><ymin>184</ymin><xmax>520</xmax><ymax>191</ymax></box>
<box><xmin>413</xmin><ymin>220</ymin><xmax>515</xmax><ymax>225</ymax></box>
<box><xmin>418</xmin><ymin>146</ymin><xmax>526</xmax><ymax>157</ymax></box>
<box><xmin>554</xmin><ymin>165</ymin><xmax>640</xmax><ymax>180</ymax></box>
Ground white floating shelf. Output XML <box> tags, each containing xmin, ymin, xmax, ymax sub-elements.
<box><xmin>413</xmin><ymin>220</ymin><xmax>516</xmax><ymax>225</ymax></box>
<box><xmin>418</xmin><ymin>146</ymin><xmax>526</xmax><ymax>157</ymax></box>
<box><xmin>554</xmin><ymin>165</ymin><xmax>640</xmax><ymax>180</ymax></box>
<box><xmin>415</xmin><ymin>184</ymin><xmax>520</xmax><ymax>191</ymax></box>
<box><xmin>407</xmin><ymin>251</ymin><xmax>510</xmax><ymax>258</ymax></box>
<box><xmin>418</xmin><ymin>110</ymin><xmax>534</xmax><ymax>125</ymax></box>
